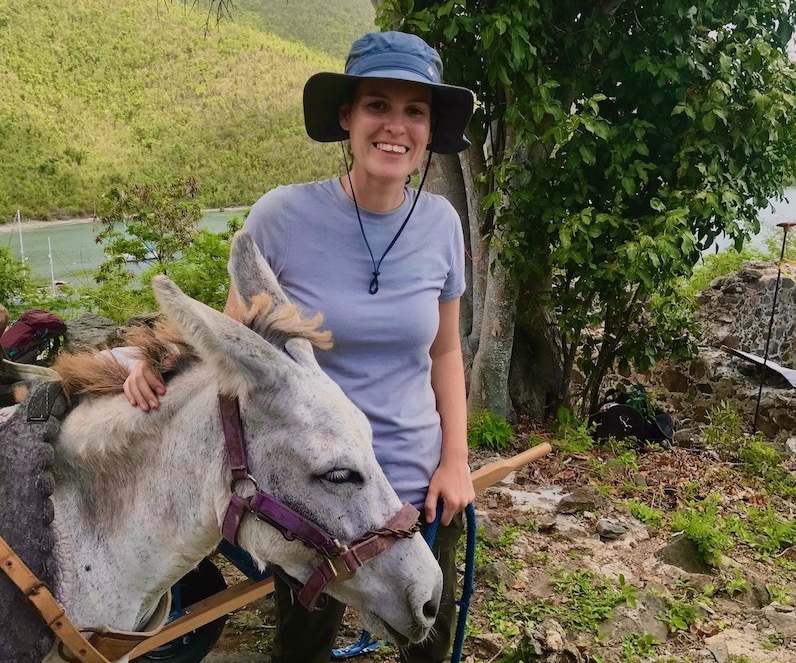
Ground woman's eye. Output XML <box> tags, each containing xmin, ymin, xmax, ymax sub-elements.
<box><xmin>367</xmin><ymin>101</ymin><xmax>386</xmax><ymax>111</ymax></box>
<box><xmin>320</xmin><ymin>468</ymin><xmax>363</xmax><ymax>484</ymax></box>
<box><xmin>408</xmin><ymin>106</ymin><xmax>426</xmax><ymax>116</ymax></box>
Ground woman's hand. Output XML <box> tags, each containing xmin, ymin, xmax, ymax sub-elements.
<box><xmin>424</xmin><ymin>456</ymin><xmax>474</xmax><ymax>526</ymax></box>
<box><xmin>123</xmin><ymin>361</ymin><xmax>166</xmax><ymax>412</ymax></box>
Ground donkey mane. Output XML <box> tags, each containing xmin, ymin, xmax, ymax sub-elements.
<box><xmin>54</xmin><ymin>292</ymin><xmax>332</xmax><ymax>399</ymax></box>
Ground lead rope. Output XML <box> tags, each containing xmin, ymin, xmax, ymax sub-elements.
<box><xmin>340</xmin><ymin>144</ymin><xmax>433</xmax><ymax>294</ymax></box>
<box><xmin>331</xmin><ymin>503</ymin><xmax>477</xmax><ymax>663</ymax></box>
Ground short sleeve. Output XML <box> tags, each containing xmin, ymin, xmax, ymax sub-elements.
<box><xmin>242</xmin><ymin>187</ymin><xmax>289</xmax><ymax>277</ymax></box>
<box><xmin>440</xmin><ymin>202</ymin><xmax>466</xmax><ymax>302</ymax></box>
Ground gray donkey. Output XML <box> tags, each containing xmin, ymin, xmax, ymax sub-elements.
<box><xmin>1</xmin><ymin>232</ymin><xmax>442</xmax><ymax>663</ymax></box>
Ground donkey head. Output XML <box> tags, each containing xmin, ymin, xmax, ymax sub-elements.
<box><xmin>151</xmin><ymin>232</ymin><xmax>442</xmax><ymax>644</ymax></box>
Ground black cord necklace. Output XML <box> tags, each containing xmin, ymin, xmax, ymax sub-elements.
<box><xmin>340</xmin><ymin>144</ymin><xmax>433</xmax><ymax>294</ymax></box>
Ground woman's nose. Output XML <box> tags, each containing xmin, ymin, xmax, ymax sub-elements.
<box><xmin>382</xmin><ymin>110</ymin><xmax>406</xmax><ymax>133</ymax></box>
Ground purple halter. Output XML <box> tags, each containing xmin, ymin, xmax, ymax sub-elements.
<box><xmin>218</xmin><ymin>395</ymin><xmax>420</xmax><ymax>610</ymax></box>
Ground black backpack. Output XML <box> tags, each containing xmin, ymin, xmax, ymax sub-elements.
<box><xmin>589</xmin><ymin>387</ymin><xmax>674</xmax><ymax>446</ymax></box>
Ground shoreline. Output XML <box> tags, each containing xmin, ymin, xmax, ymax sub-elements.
<box><xmin>0</xmin><ymin>206</ymin><xmax>249</xmax><ymax>233</ymax></box>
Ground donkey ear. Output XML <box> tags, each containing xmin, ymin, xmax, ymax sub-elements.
<box><xmin>152</xmin><ymin>275</ymin><xmax>288</xmax><ymax>395</ymax></box>
<box><xmin>229</xmin><ymin>231</ymin><xmax>291</xmax><ymax>308</ymax></box>
<box><xmin>229</xmin><ymin>230</ymin><xmax>323</xmax><ymax>371</ymax></box>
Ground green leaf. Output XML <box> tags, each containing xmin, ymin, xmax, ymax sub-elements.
<box><xmin>579</xmin><ymin>143</ymin><xmax>596</xmax><ymax>166</ymax></box>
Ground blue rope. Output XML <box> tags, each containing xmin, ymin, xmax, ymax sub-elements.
<box><xmin>451</xmin><ymin>503</ymin><xmax>476</xmax><ymax>663</ymax></box>
<box><xmin>331</xmin><ymin>503</ymin><xmax>477</xmax><ymax>663</ymax></box>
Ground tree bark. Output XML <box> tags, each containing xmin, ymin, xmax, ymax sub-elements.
<box><xmin>467</xmin><ymin>232</ymin><xmax>517</xmax><ymax>418</ymax></box>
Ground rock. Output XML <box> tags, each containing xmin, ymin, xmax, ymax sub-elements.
<box><xmin>0</xmin><ymin>303</ymin><xmax>8</xmax><ymax>335</ymax></box>
<box><xmin>705</xmin><ymin>627</ymin><xmax>785</xmax><ymax>663</ymax></box>
<box><xmin>502</xmin><ymin>485</ymin><xmax>566</xmax><ymax>514</ymax></box>
<box><xmin>654</xmin><ymin>534</ymin><xmax>713</xmax><ymax>575</ymax></box>
<box><xmin>596</xmin><ymin>518</ymin><xmax>628</xmax><ymax>540</ymax></box>
<box><xmin>537</xmin><ymin>514</ymin><xmax>557</xmax><ymax>531</ymax></box>
<box><xmin>476</xmin><ymin>559</ymin><xmax>516</xmax><ymax>588</ymax></box>
<box><xmin>477</xmin><ymin>513</ymin><xmax>503</xmax><ymax>544</ymax></box>
<box><xmin>746</xmin><ymin>575</ymin><xmax>772</xmax><ymax>609</ymax></box>
<box><xmin>555</xmin><ymin>517</ymin><xmax>592</xmax><ymax>541</ymax></box>
<box><xmin>556</xmin><ymin>486</ymin><xmax>610</xmax><ymax>514</ymax></box>
<box><xmin>471</xmin><ymin>632</ymin><xmax>507</xmax><ymax>657</ymax></box>
<box><xmin>64</xmin><ymin>313</ymin><xmax>119</xmax><ymax>351</ymax></box>
<box><xmin>522</xmin><ymin>569</ymin><xmax>555</xmax><ymax>599</ymax></box>
<box><xmin>762</xmin><ymin>603</ymin><xmax>796</xmax><ymax>638</ymax></box>
<box><xmin>706</xmin><ymin>638</ymin><xmax>729</xmax><ymax>663</ymax></box>
<box><xmin>523</xmin><ymin>620</ymin><xmax>583</xmax><ymax>662</ymax></box>
<box><xmin>661</xmin><ymin>365</ymin><xmax>690</xmax><ymax>393</ymax></box>
<box><xmin>630</xmin><ymin>472</ymin><xmax>647</xmax><ymax>488</ymax></box>
<box><xmin>673</xmin><ymin>427</ymin><xmax>701</xmax><ymax>448</ymax></box>
<box><xmin>786</xmin><ymin>437</ymin><xmax>796</xmax><ymax>458</ymax></box>
<box><xmin>598</xmin><ymin>591</ymin><xmax>668</xmax><ymax>645</ymax></box>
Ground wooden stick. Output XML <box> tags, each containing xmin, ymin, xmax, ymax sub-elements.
<box><xmin>127</xmin><ymin>577</ymin><xmax>275</xmax><ymax>659</ymax></box>
<box><xmin>471</xmin><ymin>441</ymin><xmax>553</xmax><ymax>493</ymax></box>
<box><xmin>131</xmin><ymin>441</ymin><xmax>552</xmax><ymax>657</ymax></box>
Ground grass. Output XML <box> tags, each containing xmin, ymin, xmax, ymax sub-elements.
<box><xmin>0</xmin><ymin>0</ymin><xmax>359</xmax><ymax>220</ymax></box>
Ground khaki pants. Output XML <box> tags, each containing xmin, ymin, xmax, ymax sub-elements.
<box><xmin>271</xmin><ymin>512</ymin><xmax>464</xmax><ymax>663</ymax></box>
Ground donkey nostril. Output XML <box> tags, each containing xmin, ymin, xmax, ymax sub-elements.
<box><xmin>422</xmin><ymin>596</ymin><xmax>439</xmax><ymax>621</ymax></box>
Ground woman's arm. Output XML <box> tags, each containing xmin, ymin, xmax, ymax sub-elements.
<box><xmin>425</xmin><ymin>298</ymin><xmax>474</xmax><ymax>526</ymax></box>
<box><xmin>122</xmin><ymin>287</ymin><xmax>242</xmax><ymax>411</ymax></box>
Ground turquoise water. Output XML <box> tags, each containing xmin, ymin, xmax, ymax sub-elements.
<box><xmin>2</xmin><ymin>209</ymin><xmax>244</xmax><ymax>283</ymax></box>
<box><xmin>6</xmin><ymin>188</ymin><xmax>796</xmax><ymax>284</ymax></box>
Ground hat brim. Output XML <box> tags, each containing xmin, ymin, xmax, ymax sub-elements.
<box><xmin>303</xmin><ymin>72</ymin><xmax>474</xmax><ymax>155</ymax></box>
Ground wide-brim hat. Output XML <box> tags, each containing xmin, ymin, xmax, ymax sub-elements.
<box><xmin>303</xmin><ymin>32</ymin><xmax>474</xmax><ymax>155</ymax></box>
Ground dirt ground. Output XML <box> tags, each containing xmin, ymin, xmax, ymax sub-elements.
<box><xmin>193</xmin><ymin>419</ymin><xmax>796</xmax><ymax>663</ymax></box>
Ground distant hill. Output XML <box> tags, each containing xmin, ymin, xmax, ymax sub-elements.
<box><xmin>0</xmin><ymin>0</ymin><xmax>375</xmax><ymax>220</ymax></box>
<box><xmin>216</xmin><ymin>0</ymin><xmax>377</xmax><ymax>60</ymax></box>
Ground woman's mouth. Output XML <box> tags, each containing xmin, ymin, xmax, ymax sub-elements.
<box><xmin>374</xmin><ymin>142</ymin><xmax>408</xmax><ymax>154</ymax></box>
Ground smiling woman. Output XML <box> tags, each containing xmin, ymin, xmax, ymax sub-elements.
<box><xmin>119</xmin><ymin>30</ymin><xmax>476</xmax><ymax>663</ymax></box>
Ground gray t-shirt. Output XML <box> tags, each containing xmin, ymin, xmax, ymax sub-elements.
<box><xmin>243</xmin><ymin>178</ymin><xmax>465</xmax><ymax>508</ymax></box>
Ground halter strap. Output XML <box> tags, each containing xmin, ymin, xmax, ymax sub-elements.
<box><xmin>218</xmin><ymin>394</ymin><xmax>420</xmax><ymax>610</ymax></box>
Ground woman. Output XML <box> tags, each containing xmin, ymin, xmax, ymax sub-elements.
<box><xmin>123</xmin><ymin>31</ymin><xmax>475</xmax><ymax>663</ymax></box>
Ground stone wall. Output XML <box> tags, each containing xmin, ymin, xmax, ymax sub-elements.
<box><xmin>696</xmin><ymin>261</ymin><xmax>796</xmax><ymax>365</ymax></box>
<box><xmin>607</xmin><ymin>261</ymin><xmax>796</xmax><ymax>445</ymax></box>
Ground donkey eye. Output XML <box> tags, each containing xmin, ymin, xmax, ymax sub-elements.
<box><xmin>320</xmin><ymin>468</ymin><xmax>363</xmax><ymax>484</ymax></box>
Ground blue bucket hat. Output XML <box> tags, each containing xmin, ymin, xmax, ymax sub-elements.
<box><xmin>303</xmin><ymin>32</ymin><xmax>474</xmax><ymax>155</ymax></box>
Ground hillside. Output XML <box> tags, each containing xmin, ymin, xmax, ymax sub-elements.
<box><xmin>0</xmin><ymin>0</ymin><xmax>375</xmax><ymax>220</ymax></box>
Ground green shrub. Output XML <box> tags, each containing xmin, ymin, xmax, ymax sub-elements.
<box><xmin>554</xmin><ymin>407</ymin><xmax>594</xmax><ymax>455</ymax></box>
<box><xmin>467</xmin><ymin>411</ymin><xmax>515</xmax><ymax>450</ymax></box>
<box><xmin>625</xmin><ymin>498</ymin><xmax>665</xmax><ymax>531</ymax></box>
<box><xmin>683</xmin><ymin>246</ymin><xmax>765</xmax><ymax>298</ymax></box>
<box><xmin>671</xmin><ymin>494</ymin><xmax>733</xmax><ymax>567</ymax></box>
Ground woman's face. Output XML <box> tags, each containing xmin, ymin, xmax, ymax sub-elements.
<box><xmin>339</xmin><ymin>78</ymin><xmax>433</xmax><ymax>185</ymax></box>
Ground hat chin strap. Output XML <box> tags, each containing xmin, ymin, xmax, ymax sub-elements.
<box><xmin>340</xmin><ymin>142</ymin><xmax>433</xmax><ymax>295</ymax></box>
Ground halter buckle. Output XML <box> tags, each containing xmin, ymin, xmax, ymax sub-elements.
<box><xmin>325</xmin><ymin>540</ymin><xmax>356</xmax><ymax>581</ymax></box>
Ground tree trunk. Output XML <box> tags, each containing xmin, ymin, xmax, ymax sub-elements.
<box><xmin>460</xmin><ymin>144</ymin><xmax>489</xmax><ymax>375</ymax></box>
<box><xmin>467</xmin><ymin>233</ymin><xmax>517</xmax><ymax>418</ymax></box>
<box><xmin>509</xmin><ymin>279</ymin><xmax>563</xmax><ymax>419</ymax></box>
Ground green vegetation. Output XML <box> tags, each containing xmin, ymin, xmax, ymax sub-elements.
<box><xmin>671</xmin><ymin>493</ymin><xmax>733</xmax><ymax>567</ymax></box>
<box><xmin>702</xmin><ymin>402</ymin><xmax>796</xmax><ymax>498</ymax></box>
<box><xmin>70</xmin><ymin>179</ymin><xmax>242</xmax><ymax>323</ymax></box>
<box><xmin>620</xmin><ymin>632</ymin><xmax>657</xmax><ymax>662</ymax></box>
<box><xmin>553</xmin><ymin>407</ymin><xmax>594</xmax><ymax>455</ymax></box>
<box><xmin>683</xmin><ymin>246</ymin><xmax>767</xmax><ymax>298</ymax></box>
<box><xmin>0</xmin><ymin>0</ymin><xmax>351</xmax><ymax>220</ymax></box>
<box><xmin>467</xmin><ymin>410</ymin><xmax>515</xmax><ymax>450</ymax></box>
<box><xmin>217</xmin><ymin>0</ymin><xmax>375</xmax><ymax>59</ymax></box>
<box><xmin>625</xmin><ymin>498</ymin><xmax>665</xmax><ymax>532</ymax></box>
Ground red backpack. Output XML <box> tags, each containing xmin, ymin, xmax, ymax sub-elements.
<box><xmin>0</xmin><ymin>310</ymin><xmax>67</xmax><ymax>364</ymax></box>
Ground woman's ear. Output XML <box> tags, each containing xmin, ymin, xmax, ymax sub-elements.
<box><xmin>339</xmin><ymin>104</ymin><xmax>351</xmax><ymax>132</ymax></box>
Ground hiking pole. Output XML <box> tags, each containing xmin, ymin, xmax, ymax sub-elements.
<box><xmin>753</xmin><ymin>221</ymin><xmax>795</xmax><ymax>432</ymax></box>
